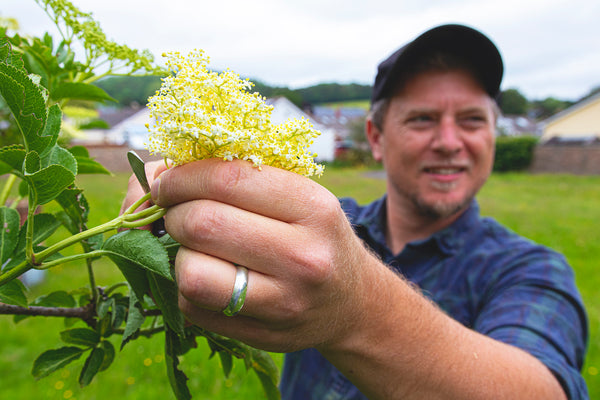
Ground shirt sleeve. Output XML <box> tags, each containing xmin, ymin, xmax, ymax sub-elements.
<box><xmin>473</xmin><ymin>245</ymin><xmax>588</xmax><ymax>400</ymax></box>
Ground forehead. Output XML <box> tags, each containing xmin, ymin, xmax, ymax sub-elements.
<box><xmin>391</xmin><ymin>69</ymin><xmax>492</xmax><ymax>109</ymax></box>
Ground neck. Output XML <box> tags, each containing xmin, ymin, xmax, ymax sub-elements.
<box><xmin>384</xmin><ymin>193</ymin><xmax>465</xmax><ymax>254</ymax></box>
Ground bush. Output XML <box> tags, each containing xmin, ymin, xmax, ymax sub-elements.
<box><xmin>493</xmin><ymin>136</ymin><xmax>538</xmax><ymax>172</ymax></box>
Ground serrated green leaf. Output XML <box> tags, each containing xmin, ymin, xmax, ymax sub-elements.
<box><xmin>98</xmin><ymin>340</ymin><xmax>115</xmax><ymax>372</ymax></box>
<box><xmin>97</xmin><ymin>297</ymin><xmax>112</xmax><ymax>321</ymax></box>
<box><xmin>73</xmin><ymin>155</ymin><xmax>111</xmax><ymax>175</ymax></box>
<box><xmin>14</xmin><ymin>290</ymin><xmax>77</xmax><ymax>323</ymax></box>
<box><xmin>0</xmin><ymin>278</ymin><xmax>28</xmax><ymax>307</ymax></box>
<box><xmin>250</xmin><ymin>348</ymin><xmax>280</xmax><ymax>382</ymax></box>
<box><xmin>33</xmin><ymin>290</ymin><xmax>77</xmax><ymax>307</ymax></box>
<box><xmin>217</xmin><ymin>351</ymin><xmax>233</xmax><ymax>378</ymax></box>
<box><xmin>0</xmin><ymin>207</ymin><xmax>20</xmax><ymax>264</ymax></box>
<box><xmin>0</xmin><ymin>63</ymin><xmax>50</xmax><ymax>154</ymax></box>
<box><xmin>110</xmin><ymin>258</ymin><xmax>150</xmax><ymax>305</ymax></box>
<box><xmin>24</xmin><ymin>150</ymin><xmax>41</xmax><ymax>175</ymax></box>
<box><xmin>54</xmin><ymin>188</ymin><xmax>89</xmax><ymax>234</ymax></box>
<box><xmin>32</xmin><ymin>346</ymin><xmax>85</xmax><ymax>379</ymax></box>
<box><xmin>41</xmin><ymin>145</ymin><xmax>77</xmax><ymax>175</ymax></box>
<box><xmin>0</xmin><ymin>33</ymin><xmax>24</xmax><ymax>69</ymax></box>
<box><xmin>165</xmin><ymin>327</ymin><xmax>192</xmax><ymax>400</ymax></box>
<box><xmin>52</xmin><ymin>82</ymin><xmax>116</xmax><ymax>103</ymax></box>
<box><xmin>14</xmin><ymin>213</ymin><xmax>62</xmax><ymax>256</ymax></box>
<box><xmin>78</xmin><ymin>347</ymin><xmax>105</xmax><ymax>387</ymax></box>
<box><xmin>121</xmin><ymin>289</ymin><xmax>145</xmax><ymax>350</ymax></box>
<box><xmin>102</xmin><ymin>230</ymin><xmax>172</xmax><ymax>280</ymax></box>
<box><xmin>158</xmin><ymin>233</ymin><xmax>181</xmax><ymax>262</ymax></box>
<box><xmin>148</xmin><ymin>271</ymin><xmax>184</xmax><ymax>336</ymax></box>
<box><xmin>60</xmin><ymin>328</ymin><xmax>100</xmax><ymax>347</ymax></box>
<box><xmin>22</xmin><ymin>164</ymin><xmax>75</xmax><ymax>205</ymax></box>
<box><xmin>250</xmin><ymin>349</ymin><xmax>281</xmax><ymax>400</ymax></box>
<box><xmin>40</xmin><ymin>104</ymin><xmax>61</xmax><ymax>151</ymax></box>
<box><xmin>99</xmin><ymin>296</ymin><xmax>127</xmax><ymax>331</ymax></box>
<box><xmin>0</xmin><ymin>144</ymin><xmax>26</xmax><ymax>175</ymax></box>
<box><xmin>18</xmin><ymin>179</ymin><xmax>28</xmax><ymax>198</ymax></box>
<box><xmin>254</xmin><ymin>369</ymin><xmax>282</xmax><ymax>400</ymax></box>
<box><xmin>67</xmin><ymin>145</ymin><xmax>89</xmax><ymax>158</ymax></box>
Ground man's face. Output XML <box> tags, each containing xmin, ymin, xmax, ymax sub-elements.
<box><xmin>367</xmin><ymin>69</ymin><xmax>496</xmax><ymax>220</ymax></box>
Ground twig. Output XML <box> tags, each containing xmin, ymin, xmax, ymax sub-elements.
<box><xmin>0</xmin><ymin>302</ymin><xmax>96</xmax><ymax>328</ymax></box>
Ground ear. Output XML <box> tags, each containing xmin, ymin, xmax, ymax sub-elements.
<box><xmin>366</xmin><ymin>117</ymin><xmax>384</xmax><ymax>162</ymax></box>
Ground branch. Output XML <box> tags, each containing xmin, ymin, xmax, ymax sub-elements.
<box><xmin>0</xmin><ymin>302</ymin><xmax>162</xmax><ymax>324</ymax></box>
<box><xmin>0</xmin><ymin>302</ymin><xmax>96</xmax><ymax>328</ymax></box>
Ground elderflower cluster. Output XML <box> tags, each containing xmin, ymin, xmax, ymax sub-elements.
<box><xmin>35</xmin><ymin>0</ymin><xmax>163</xmax><ymax>75</ymax></box>
<box><xmin>145</xmin><ymin>50</ymin><xmax>324</xmax><ymax>177</ymax></box>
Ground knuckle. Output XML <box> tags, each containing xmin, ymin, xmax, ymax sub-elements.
<box><xmin>291</xmin><ymin>244</ymin><xmax>335</xmax><ymax>285</ymax></box>
<box><xmin>174</xmin><ymin>201</ymin><xmax>226</xmax><ymax>245</ymax></box>
<box><xmin>213</xmin><ymin>161</ymin><xmax>249</xmax><ymax>198</ymax></box>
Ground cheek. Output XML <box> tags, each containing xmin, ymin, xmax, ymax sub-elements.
<box><xmin>467</xmin><ymin>134</ymin><xmax>495</xmax><ymax>168</ymax></box>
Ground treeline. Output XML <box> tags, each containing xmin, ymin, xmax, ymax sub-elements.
<box><xmin>95</xmin><ymin>75</ymin><xmax>598</xmax><ymax>120</ymax></box>
<box><xmin>95</xmin><ymin>75</ymin><xmax>372</xmax><ymax>109</ymax></box>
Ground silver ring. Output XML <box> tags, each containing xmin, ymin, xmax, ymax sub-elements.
<box><xmin>222</xmin><ymin>266</ymin><xmax>248</xmax><ymax>317</ymax></box>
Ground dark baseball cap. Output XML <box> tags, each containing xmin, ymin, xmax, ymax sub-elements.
<box><xmin>371</xmin><ymin>24</ymin><xmax>503</xmax><ymax>103</ymax></box>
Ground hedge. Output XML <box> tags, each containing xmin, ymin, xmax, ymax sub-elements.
<box><xmin>493</xmin><ymin>136</ymin><xmax>539</xmax><ymax>172</ymax></box>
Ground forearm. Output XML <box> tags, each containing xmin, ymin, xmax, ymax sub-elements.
<box><xmin>317</xmin><ymin>259</ymin><xmax>567</xmax><ymax>400</ymax></box>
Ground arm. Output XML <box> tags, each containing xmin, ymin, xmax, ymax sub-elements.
<box><xmin>149</xmin><ymin>159</ymin><xmax>567</xmax><ymax>399</ymax></box>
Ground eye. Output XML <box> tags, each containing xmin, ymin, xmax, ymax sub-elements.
<box><xmin>459</xmin><ymin>114</ymin><xmax>488</xmax><ymax>130</ymax></box>
<box><xmin>406</xmin><ymin>114</ymin><xmax>435</xmax><ymax>129</ymax></box>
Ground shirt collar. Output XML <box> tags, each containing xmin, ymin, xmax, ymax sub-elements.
<box><xmin>354</xmin><ymin>195</ymin><xmax>481</xmax><ymax>256</ymax></box>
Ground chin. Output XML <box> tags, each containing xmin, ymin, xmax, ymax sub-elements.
<box><xmin>414</xmin><ymin>193</ymin><xmax>473</xmax><ymax>220</ymax></box>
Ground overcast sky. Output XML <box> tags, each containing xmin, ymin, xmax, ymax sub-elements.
<box><xmin>4</xmin><ymin>0</ymin><xmax>600</xmax><ymax>101</ymax></box>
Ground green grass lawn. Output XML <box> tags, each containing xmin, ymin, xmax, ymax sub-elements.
<box><xmin>1</xmin><ymin>168</ymin><xmax>598</xmax><ymax>398</ymax></box>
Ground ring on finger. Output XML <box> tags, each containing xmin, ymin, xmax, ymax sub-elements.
<box><xmin>222</xmin><ymin>265</ymin><xmax>248</xmax><ymax>317</ymax></box>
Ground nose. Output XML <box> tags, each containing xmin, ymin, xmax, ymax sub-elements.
<box><xmin>431</xmin><ymin>117</ymin><xmax>463</xmax><ymax>155</ymax></box>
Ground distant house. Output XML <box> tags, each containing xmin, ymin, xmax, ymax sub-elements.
<box><xmin>103</xmin><ymin>107</ymin><xmax>152</xmax><ymax>149</ymax></box>
<box><xmin>80</xmin><ymin>96</ymin><xmax>336</xmax><ymax>162</ymax></box>
<box><xmin>266</xmin><ymin>97</ymin><xmax>336</xmax><ymax>162</ymax></box>
<box><xmin>539</xmin><ymin>92</ymin><xmax>600</xmax><ymax>143</ymax></box>
<box><xmin>496</xmin><ymin>115</ymin><xmax>542</xmax><ymax>137</ymax></box>
<box><xmin>529</xmin><ymin>92</ymin><xmax>600</xmax><ymax>175</ymax></box>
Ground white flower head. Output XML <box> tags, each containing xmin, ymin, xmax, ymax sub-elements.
<box><xmin>146</xmin><ymin>50</ymin><xmax>323</xmax><ymax>177</ymax></box>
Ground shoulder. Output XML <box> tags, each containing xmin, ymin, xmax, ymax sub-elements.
<box><xmin>475</xmin><ymin>216</ymin><xmax>571</xmax><ymax>276</ymax></box>
<box><xmin>448</xmin><ymin>213</ymin><xmax>583</xmax><ymax>312</ymax></box>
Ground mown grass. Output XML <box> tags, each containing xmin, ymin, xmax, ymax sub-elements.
<box><xmin>1</xmin><ymin>168</ymin><xmax>598</xmax><ymax>398</ymax></box>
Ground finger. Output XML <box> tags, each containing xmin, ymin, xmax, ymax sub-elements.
<box><xmin>165</xmin><ymin>199</ymin><xmax>300</xmax><ymax>275</ymax></box>
<box><xmin>120</xmin><ymin>173</ymin><xmax>151</xmax><ymax>214</ymax></box>
<box><xmin>151</xmin><ymin>159</ymin><xmax>334</xmax><ymax>223</ymax></box>
<box><xmin>175</xmin><ymin>247</ymin><xmax>324</xmax><ymax>353</ymax></box>
<box><xmin>175</xmin><ymin>247</ymin><xmax>292</xmax><ymax>323</ymax></box>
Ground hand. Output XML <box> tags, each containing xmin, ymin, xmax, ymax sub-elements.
<box><xmin>151</xmin><ymin>159</ymin><xmax>379</xmax><ymax>352</ymax></box>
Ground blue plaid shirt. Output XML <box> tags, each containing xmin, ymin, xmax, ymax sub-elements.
<box><xmin>280</xmin><ymin>196</ymin><xmax>588</xmax><ymax>399</ymax></box>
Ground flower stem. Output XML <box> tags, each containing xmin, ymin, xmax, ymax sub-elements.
<box><xmin>0</xmin><ymin>174</ymin><xmax>17</xmax><ymax>206</ymax></box>
<box><xmin>0</xmin><ymin>194</ymin><xmax>166</xmax><ymax>286</ymax></box>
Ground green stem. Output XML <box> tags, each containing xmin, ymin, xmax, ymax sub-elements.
<box><xmin>0</xmin><ymin>194</ymin><xmax>166</xmax><ymax>286</ymax></box>
<box><xmin>25</xmin><ymin>196</ymin><xmax>36</xmax><ymax>265</ymax></box>
<box><xmin>0</xmin><ymin>174</ymin><xmax>17</xmax><ymax>206</ymax></box>
<box><xmin>85</xmin><ymin>252</ymin><xmax>98</xmax><ymax>305</ymax></box>
<box><xmin>36</xmin><ymin>250</ymin><xmax>110</xmax><ymax>270</ymax></box>
<box><xmin>104</xmin><ymin>282</ymin><xmax>128</xmax><ymax>296</ymax></box>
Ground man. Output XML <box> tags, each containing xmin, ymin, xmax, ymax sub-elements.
<box><xmin>124</xmin><ymin>24</ymin><xmax>587</xmax><ymax>399</ymax></box>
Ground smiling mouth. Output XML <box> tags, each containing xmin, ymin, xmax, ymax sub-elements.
<box><xmin>423</xmin><ymin>167</ymin><xmax>466</xmax><ymax>175</ymax></box>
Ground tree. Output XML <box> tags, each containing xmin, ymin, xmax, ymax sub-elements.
<box><xmin>0</xmin><ymin>2</ymin><xmax>279</xmax><ymax>399</ymax></box>
<box><xmin>531</xmin><ymin>97</ymin><xmax>573</xmax><ymax>119</ymax></box>
<box><xmin>500</xmin><ymin>88</ymin><xmax>528</xmax><ymax>115</ymax></box>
